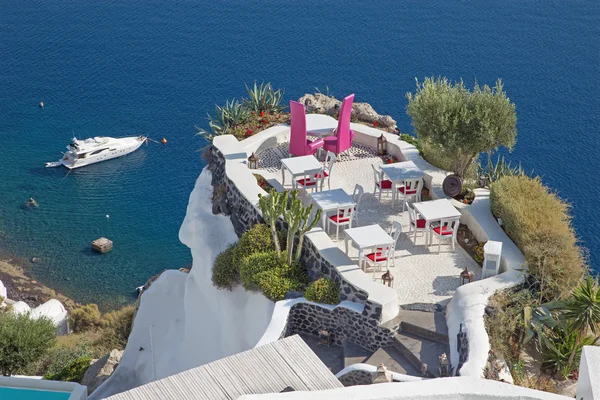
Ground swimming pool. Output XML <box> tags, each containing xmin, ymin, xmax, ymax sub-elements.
<box><xmin>0</xmin><ymin>387</ymin><xmax>71</xmax><ymax>400</ymax></box>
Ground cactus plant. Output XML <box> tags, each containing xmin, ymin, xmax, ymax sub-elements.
<box><xmin>258</xmin><ymin>188</ymin><xmax>287</xmax><ymax>256</ymax></box>
<box><xmin>283</xmin><ymin>191</ymin><xmax>321</xmax><ymax>265</ymax></box>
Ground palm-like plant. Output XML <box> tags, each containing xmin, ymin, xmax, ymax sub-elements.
<box><xmin>197</xmin><ymin>99</ymin><xmax>249</xmax><ymax>142</ymax></box>
<box><xmin>244</xmin><ymin>82</ymin><xmax>285</xmax><ymax>114</ymax></box>
<box><xmin>563</xmin><ymin>276</ymin><xmax>600</xmax><ymax>367</ymax></box>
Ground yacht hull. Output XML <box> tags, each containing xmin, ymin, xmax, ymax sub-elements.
<box><xmin>60</xmin><ymin>137</ymin><xmax>146</xmax><ymax>169</ymax></box>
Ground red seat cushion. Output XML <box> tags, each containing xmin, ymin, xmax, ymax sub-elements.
<box><xmin>376</xmin><ymin>180</ymin><xmax>393</xmax><ymax>189</ymax></box>
<box><xmin>329</xmin><ymin>215</ymin><xmax>350</xmax><ymax>224</ymax></box>
<box><xmin>314</xmin><ymin>171</ymin><xmax>329</xmax><ymax>178</ymax></box>
<box><xmin>411</xmin><ymin>219</ymin><xmax>426</xmax><ymax>229</ymax></box>
<box><xmin>366</xmin><ymin>252</ymin><xmax>388</xmax><ymax>262</ymax></box>
<box><xmin>398</xmin><ymin>186</ymin><xmax>417</xmax><ymax>195</ymax></box>
<box><xmin>433</xmin><ymin>226</ymin><xmax>454</xmax><ymax>236</ymax></box>
<box><xmin>297</xmin><ymin>178</ymin><xmax>316</xmax><ymax>187</ymax></box>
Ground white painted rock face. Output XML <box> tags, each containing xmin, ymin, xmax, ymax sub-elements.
<box><xmin>90</xmin><ymin>168</ymin><xmax>275</xmax><ymax>399</ymax></box>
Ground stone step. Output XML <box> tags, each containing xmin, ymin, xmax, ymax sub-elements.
<box><xmin>392</xmin><ymin>332</ymin><xmax>449</xmax><ymax>378</ymax></box>
<box><xmin>342</xmin><ymin>340</ymin><xmax>372</xmax><ymax>368</ymax></box>
<box><xmin>365</xmin><ymin>346</ymin><xmax>421</xmax><ymax>377</ymax></box>
<box><xmin>397</xmin><ymin>309</ymin><xmax>449</xmax><ymax>344</ymax></box>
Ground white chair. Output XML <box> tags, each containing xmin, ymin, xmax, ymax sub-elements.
<box><xmin>371</xmin><ymin>164</ymin><xmax>393</xmax><ymax>201</ymax></box>
<box><xmin>315</xmin><ymin>151</ymin><xmax>336</xmax><ymax>190</ymax></box>
<box><xmin>351</xmin><ymin>184</ymin><xmax>364</xmax><ymax>226</ymax></box>
<box><xmin>296</xmin><ymin>167</ymin><xmax>324</xmax><ymax>194</ymax></box>
<box><xmin>430</xmin><ymin>217</ymin><xmax>460</xmax><ymax>252</ymax></box>
<box><xmin>365</xmin><ymin>222</ymin><xmax>403</xmax><ymax>276</ymax></box>
<box><xmin>396</xmin><ymin>178</ymin><xmax>422</xmax><ymax>211</ymax></box>
<box><xmin>407</xmin><ymin>203</ymin><xmax>428</xmax><ymax>245</ymax></box>
<box><xmin>327</xmin><ymin>206</ymin><xmax>354</xmax><ymax>241</ymax></box>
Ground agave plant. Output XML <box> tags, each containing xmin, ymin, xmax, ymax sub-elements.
<box><xmin>479</xmin><ymin>153</ymin><xmax>526</xmax><ymax>184</ymax></box>
<box><xmin>197</xmin><ymin>99</ymin><xmax>249</xmax><ymax>142</ymax></box>
<box><xmin>244</xmin><ymin>82</ymin><xmax>285</xmax><ymax>114</ymax></box>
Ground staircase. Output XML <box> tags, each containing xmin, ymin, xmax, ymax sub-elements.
<box><xmin>342</xmin><ymin>309</ymin><xmax>450</xmax><ymax>379</ymax></box>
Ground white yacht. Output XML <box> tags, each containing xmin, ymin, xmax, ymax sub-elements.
<box><xmin>46</xmin><ymin>135</ymin><xmax>147</xmax><ymax>169</ymax></box>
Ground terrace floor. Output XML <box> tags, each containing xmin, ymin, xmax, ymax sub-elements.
<box><xmin>255</xmin><ymin>142</ymin><xmax>481</xmax><ymax>308</ymax></box>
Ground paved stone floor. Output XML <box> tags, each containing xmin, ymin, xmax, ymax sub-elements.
<box><xmin>256</xmin><ymin>144</ymin><xmax>481</xmax><ymax>307</ymax></box>
<box><xmin>299</xmin><ymin>333</ymin><xmax>344</xmax><ymax>374</ymax></box>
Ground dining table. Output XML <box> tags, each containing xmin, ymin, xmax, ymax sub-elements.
<box><xmin>309</xmin><ymin>189</ymin><xmax>356</xmax><ymax>229</ymax></box>
<box><xmin>412</xmin><ymin>198</ymin><xmax>461</xmax><ymax>244</ymax></box>
<box><xmin>344</xmin><ymin>224</ymin><xmax>395</xmax><ymax>271</ymax></box>
<box><xmin>280</xmin><ymin>155</ymin><xmax>323</xmax><ymax>190</ymax></box>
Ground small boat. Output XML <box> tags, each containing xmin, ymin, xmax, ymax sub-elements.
<box><xmin>45</xmin><ymin>135</ymin><xmax>147</xmax><ymax>169</ymax></box>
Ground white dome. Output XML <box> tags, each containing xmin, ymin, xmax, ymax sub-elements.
<box><xmin>11</xmin><ymin>301</ymin><xmax>31</xmax><ymax>315</ymax></box>
<box><xmin>31</xmin><ymin>299</ymin><xmax>68</xmax><ymax>327</ymax></box>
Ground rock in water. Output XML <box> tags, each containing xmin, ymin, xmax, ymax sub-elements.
<box><xmin>81</xmin><ymin>349</ymin><xmax>123</xmax><ymax>395</ymax></box>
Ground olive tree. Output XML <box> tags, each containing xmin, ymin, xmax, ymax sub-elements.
<box><xmin>0</xmin><ymin>313</ymin><xmax>56</xmax><ymax>376</ymax></box>
<box><xmin>406</xmin><ymin>77</ymin><xmax>517</xmax><ymax>179</ymax></box>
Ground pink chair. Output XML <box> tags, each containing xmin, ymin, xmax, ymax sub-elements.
<box><xmin>289</xmin><ymin>101</ymin><xmax>324</xmax><ymax>157</ymax></box>
<box><xmin>323</xmin><ymin>94</ymin><xmax>355</xmax><ymax>155</ymax></box>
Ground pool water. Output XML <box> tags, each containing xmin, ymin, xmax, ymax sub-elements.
<box><xmin>0</xmin><ymin>387</ymin><xmax>71</xmax><ymax>400</ymax></box>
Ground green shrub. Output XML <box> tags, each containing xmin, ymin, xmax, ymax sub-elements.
<box><xmin>44</xmin><ymin>356</ymin><xmax>91</xmax><ymax>382</ymax></box>
<box><xmin>24</xmin><ymin>336</ymin><xmax>93</xmax><ymax>378</ymax></box>
<box><xmin>473</xmin><ymin>242</ymin><xmax>486</xmax><ymax>265</ymax></box>
<box><xmin>70</xmin><ymin>304</ymin><xmax>103</xmax><ymax>333</ymax></box>
<box><xmin>234</xmin><ymin>224</ymin><xmax>277</xmax><ymax>264</ymax></box>
<box><xmin>484</xmin><ymin>288</ymin><xmax>536</xmax><ymax>362</ymax></box>
<box><xmin>240</xmin><ymin>250</ymin><xmax>288</xmax><ymax>291</ymax></box>
<box><xmin>305</xmin><ymin>278</ymin><xmax>340</xmax><ymax>305</ymax></box>
<box><xmin>94</xmin><ymin>305</ymin><xmax>135</xmax><ymax>353</ymax></box>
<box><xmin>490</xmin><ymin>175</ymin><xmax>585</xmax><ymax>301</ymax></box>
<box><xmin>256</xmin><ymin>267</ymin><xmax>304</xmax><ymax>302</ymax></box>
<box><xmin>0</xmin><ymin>313</ymin><xmax>57</xmax><ymax>376</ymax></box>
<box><xmin>212</xmin><ymin>244</ymin><xmax>240</xmax><ymax>290</ymax></box>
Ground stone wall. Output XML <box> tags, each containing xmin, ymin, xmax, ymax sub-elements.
<box><xmin>209</xmin><ymin>145</ymin><xmax>383</xmax><ymax>321</ymax></box>
<box><xmin>337</xmin><ymin>370</ymin><xmax>373</xmax><ymax>387</ymax></box>
<box><xmin>285</xmin><ymin>302</ymin><xmax>397</xmax><ymax>352</ymax></box>
<box><xmin>209</xmin><ymin>146</ymin><xmax>263</xmax><ymax>236</ymax></box>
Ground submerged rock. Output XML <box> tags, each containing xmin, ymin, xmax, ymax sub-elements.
<box><xmin>81</xmin><ymin>349</ymin><xmax>124</xmax><ymax>395</ymax></box>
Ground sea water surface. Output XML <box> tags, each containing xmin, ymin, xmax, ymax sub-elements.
<box><xmin>0</xmin><ymin>1</ymin><xmax>598</xmax><ymax>307</ymax></box>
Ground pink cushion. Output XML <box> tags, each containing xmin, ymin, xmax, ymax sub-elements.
<box><xmin>366</xmin><ymin>252</ymin><xmax>387</xmax><ymax>262</ymax></box>
<box><xmin>411</xmin><ymin>219</ymin><xmax>427</xmax><ymax>229</ymax></box>
<box><xmin>433</xmin><ymin>226</ymin><xmax>454</xmax><ymax>236</ymax></box>
<box><xmin>398</xmin><ymin>186</ymin><xmax>417</xmax><ymax>195</ymax></box>
<box><xmin>329</xmin><ymin>215</ymin><xmax>350</xmax><ymax>224</ymax></box>
<box><xmin>297</xmin><ymin>178</ymin><xmax>316</xmax><ymax>187</ymax></box>
<box><xmin>377</xmin><ymin>180</ymin><xmax>393</xmax><ymax>190</ymax></box>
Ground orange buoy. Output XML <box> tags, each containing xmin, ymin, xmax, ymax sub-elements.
<box><xmin>161</xmin><ymin>138</ymin><xmax>167</xmax><ymax>144</ymax></box>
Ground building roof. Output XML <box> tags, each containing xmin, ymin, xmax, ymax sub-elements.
<box><xmin>105</xmin><ymin>335</ymin><xmax>343</xmax><ymax>400</ymax></box>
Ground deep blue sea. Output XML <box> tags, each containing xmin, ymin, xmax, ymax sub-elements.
<box><xmin>0</xmin><ymin>1</ymin><xmax>598</xmax><ymax>308</ymax></box>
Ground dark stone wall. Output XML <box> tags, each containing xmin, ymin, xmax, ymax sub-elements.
<box><xmin>456</xmin><ymin>323</ymin><xmax>469</xmax><ymax>374</ymax></box>
<box><xmin>337</xmin><ymin>370</ymin><xmax>374</xmax><ymax>387</ymax></box>
<box><xmin>209</xmin><ymin>145</ymin><xmax>384</xmax><ymax>321</ymax></box>
<box><xmin>285</xmin><ymin>302</ymin><xmax>397</xmax><ymax>352</ymax></box>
